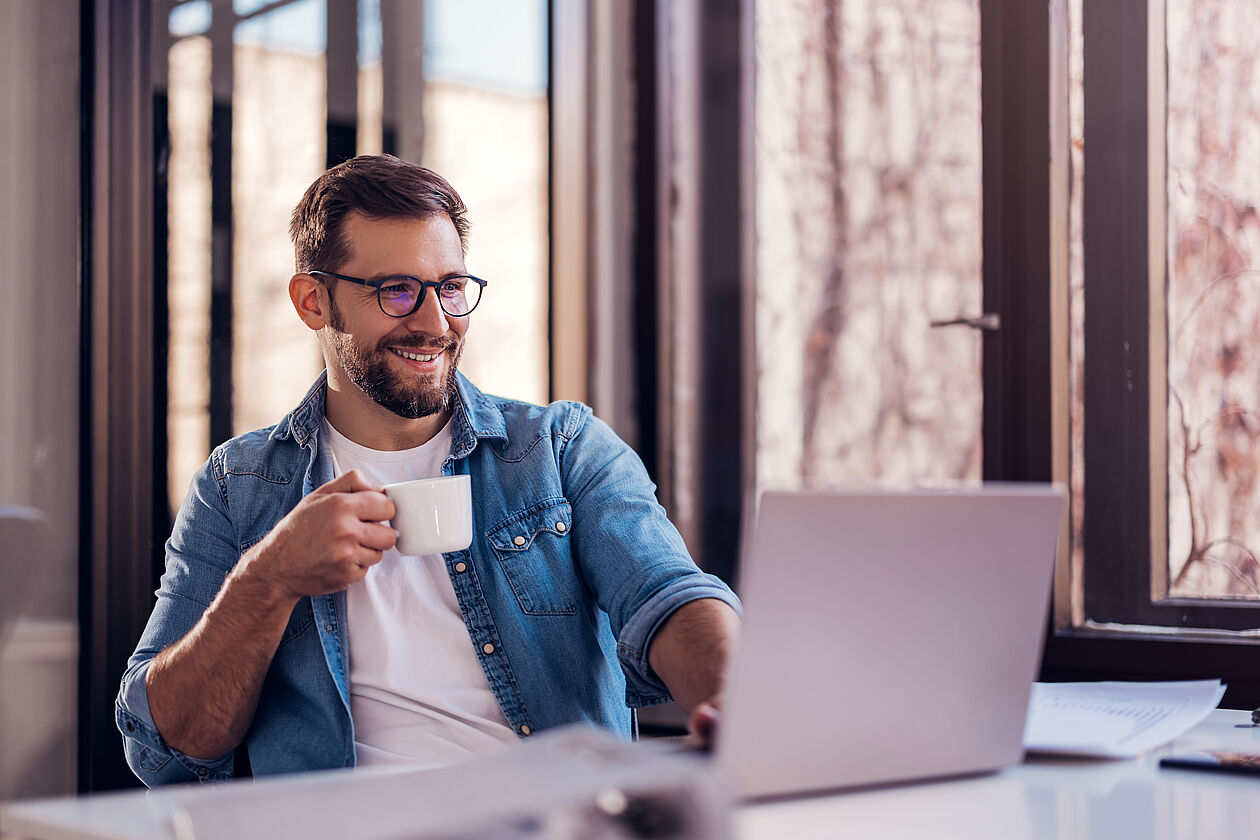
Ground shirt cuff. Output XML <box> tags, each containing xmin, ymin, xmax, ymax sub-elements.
<box><xmin>118</xmin><ymin>658</ymin><xmax>158</xmax><ymax>730</ymax></box>
<box><xmin>117</xmin><ymin>658</ymin><xmax>236</xmax><ymax>784</ymax></box>
<box><xmin>616</xmin><ymin>574</ymin><xmax>743</xmax><ymax>705</ymax></box>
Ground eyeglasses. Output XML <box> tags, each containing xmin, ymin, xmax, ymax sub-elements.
<box><xmin>310</xmin><ymin>270</ymin><xmax>486</xmax><ymax>318</ymax></box>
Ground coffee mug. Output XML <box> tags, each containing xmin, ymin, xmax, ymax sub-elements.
<box><xmin>383</xmin><ymin>474</ymin><xmax>473</xmax><ymax>555</ymax></box>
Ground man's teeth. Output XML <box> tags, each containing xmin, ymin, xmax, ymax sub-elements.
<box><xmin>392</xmin><ymin>348</ymin><xmax>438</xmax><ymax>362</ymax></box>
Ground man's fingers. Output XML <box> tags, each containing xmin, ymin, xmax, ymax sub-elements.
<box><xmin>316</xmin><ymin>469</ymin><xmax>379</xmax><ymax>495</ymax></box>
<box><xmin>347</xmin><ymin>489</ymin><xmax>395</xmax><ymax>523</ymax></box>
<box><xmin>355</xmin><ymin>547</ymin><xmax>385</xmax><ymax>570</ymax></box>
<box><xmin>686</xmin><ymin>702</ymin><xmax>721</xmax><ymax>750</ymax></box>
<box><xmin>312</xmin><ymin>472</ymin><xmax>394</xmax><ymax>522</ymax></box>
<box><xmin>359</xmin><ymin>522</ymin><xmax>398</xmax><ymax>553</ymax></box>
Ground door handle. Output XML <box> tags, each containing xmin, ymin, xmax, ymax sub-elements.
<box><xmin>929</xmin><ymin>313</ymin><xmax>1000</xmax><ymax>331</ymax></box>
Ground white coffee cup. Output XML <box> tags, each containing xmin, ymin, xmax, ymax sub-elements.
<box><xmin>383</xmin><ymin>474</ymin><xmax>473</xmax><ymax>556</ymax></box>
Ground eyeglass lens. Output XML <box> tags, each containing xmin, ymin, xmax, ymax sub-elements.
<box><xmin>379</xmin><ymin>277</ymin><xmax>481</xmax><ymax>317</ymax></box>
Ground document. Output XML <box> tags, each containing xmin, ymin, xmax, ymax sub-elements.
<box><xmin>1023</xmin><ymin>679</ymin><xmax>1226</xmax><ymax>758</ymax></box>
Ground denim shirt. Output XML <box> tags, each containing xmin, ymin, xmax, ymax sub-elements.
<box><xmin>116</xmin><ymin>373</ymin><xmax>740</xmax><ymax>787</ymax></box>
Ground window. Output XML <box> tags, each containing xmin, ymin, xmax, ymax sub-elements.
<box><xmin>418</xmin><ymin>0</ymin><xmax>550</xmax><ymax>409</ymax></box>
<box><xmin>1163</xmin><ymin>0</ymin><xmax>1260</xmax><ymax>606</ymax></box>
<box><xmin>1069</xmin><ymin>0</ymin><xmax>1260</xmax><ymax>631</ymax></box>
<box><xmin>1046</xmin><ymin>0</ymin><xmax>1260</xmax><ymax>705</ymax></box>
<box><xmin>156</xmin><ymin>0</ymin><xmax>551</xmax><ymax>516</ymax></box>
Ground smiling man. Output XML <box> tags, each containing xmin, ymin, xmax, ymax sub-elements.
<box><xmin>116</xmin><ymin>154</ymin><xmax>741</xmax><ymax>786</ymax></box>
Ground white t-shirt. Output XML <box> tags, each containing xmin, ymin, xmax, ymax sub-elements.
<box><xmin>323</xmin><ymin>418</ymin><xmax>518</xmax><ymax>769</ymax></box>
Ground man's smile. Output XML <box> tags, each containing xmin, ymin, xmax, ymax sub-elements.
<box><xmin>389</xmin><ymin>347</ymin><xmax>440</xmax><ymax>363</ymax></box>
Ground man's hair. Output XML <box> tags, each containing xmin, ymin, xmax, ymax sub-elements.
<box><xmin>289</xmin><ymin>154</ymin><xmax>470</xmax><ymax>276</ymax></box>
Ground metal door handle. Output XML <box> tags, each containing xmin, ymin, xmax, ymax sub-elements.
<box><xmin>929</xmin><ymin>313</ymin><xmax>1000</xmax><ymax>331</ymax></box>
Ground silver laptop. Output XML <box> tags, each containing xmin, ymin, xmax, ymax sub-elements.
<box><xmin>715</xmin><ymin>484</ymin><xmax>1066</xmax><ymax>800</ymax></box>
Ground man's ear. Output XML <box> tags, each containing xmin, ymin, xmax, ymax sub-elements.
<box><xmin>290</xmin><ymin>273</ymin><xmax>330</xmax><ymax>330</ymax></box>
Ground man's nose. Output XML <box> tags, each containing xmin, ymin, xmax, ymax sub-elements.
<box><xmin>403</xmin><ymin>288</ymin><xmax>450</xmax><ymax>335</ymax></box>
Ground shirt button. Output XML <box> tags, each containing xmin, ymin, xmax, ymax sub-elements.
<box><xmin>125</xmin><ymin>721</ymin><xmax>135</xmax><ymax>733</ymax></box>
<box><xmin>520</xmin><ymin>725</ymin><xmax>531</xmax><ymax>736</ymax></box>
<box><xmin>454</xmin><ymin>561</ymin><xmax>467</xmax><ymax>573</ymax></box>
<box><xmin>513</xmin><ymin>535</ymin><xmax>527</xmax><ymax>546</ymax></box>
<box><xmin>482</xmin><ymin>643</ymin><xmax>496</xmax><ymax>655</ymax></box>
<box><xmin>323</xmin><ymin>623</ymin><xmax>334</xmax><ymax>633</ymax></box>
<box><xmin>555</xmin><ymin>522</ymin><xmax>566</xmax><ymax>532</ymax></box>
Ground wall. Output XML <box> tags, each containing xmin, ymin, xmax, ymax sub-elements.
<box><xmin>0</xmin><ymin>1</ymin><xmax>81</xmax><ymax>801</ymax></box>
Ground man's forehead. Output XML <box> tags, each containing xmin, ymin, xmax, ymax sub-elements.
<box><xmin>341</xmin><ymin>212</ymin><xmax>465</xmax><ymax>271</ymax></box>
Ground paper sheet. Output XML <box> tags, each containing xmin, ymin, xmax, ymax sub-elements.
<box><xmin>1023</xmin><ymin>680</ymin><xmax>1227</xmax><ymax>758</ymax></box>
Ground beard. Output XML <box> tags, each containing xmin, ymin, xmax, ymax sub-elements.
<box><xmin>327</xmin><ymin>299</ymin><xmax>463</xmax><ymax>419</ymax></box>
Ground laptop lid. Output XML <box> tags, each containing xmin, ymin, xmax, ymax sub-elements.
<box><xmin>715</xmin><ymin>484</ymin><xmax>1065</xmax><ymax>800</ymax></box>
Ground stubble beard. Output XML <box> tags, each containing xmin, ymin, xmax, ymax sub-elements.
<box><xmin>327</xmin><ymin>299</ymin><xmax>462</xmax><ymax>420</ymax></box>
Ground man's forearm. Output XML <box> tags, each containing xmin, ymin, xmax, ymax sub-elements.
<box><xmin>146</xmin><ymin>558</ymin><xmax>299</xmax><ymax>760</ymax></box>
<box><xmin>646</xmin><ymin>597</ymin><xmax>741</xmax><ymax>713</ymax></box>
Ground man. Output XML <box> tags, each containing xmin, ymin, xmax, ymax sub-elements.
<box><xmin>117</xmin><ymin>154</ymin><xmax>741</xmax><ymax>786</ymax></box>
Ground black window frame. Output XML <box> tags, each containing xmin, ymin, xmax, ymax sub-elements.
<box><xmin>81</xmin><ymin>0</ymin><xmax>161</xmax><ymax>793</ymax></box>
<box><xmin>1078</xmin><ymin>0</ymin><xmax>1260</xmax><ymax>633</ymax></box>
<box><xmin>1036</xmin><ymin>0</ymin><xmax>1260</xmax><ymax>708</ymax></box>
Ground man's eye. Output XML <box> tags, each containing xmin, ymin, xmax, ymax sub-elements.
<box><xmin>381</xmin><ymin>282</ymin><xmax>412</xmax><ymax>295</ymax></box>
<box><xmin>440</xmin><ymin>280</ymin><xmax>465</xmax><ymax>294</ymax></box>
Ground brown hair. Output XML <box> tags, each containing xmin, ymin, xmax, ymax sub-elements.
<box><xmin>289</xmin><ymin>154</ymin><xmax>470</xmax><ymax>276</ymax></box>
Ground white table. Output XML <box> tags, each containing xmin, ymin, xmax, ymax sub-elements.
<box><xmin>737</xmin><ymin>709</ymin><xmax>1260</xmax><ymax>839</ymax></box>
<box><xmin>4</xmin><ymin>710</ymin><xmax>1258</xmax><ymax>840</ymax></box>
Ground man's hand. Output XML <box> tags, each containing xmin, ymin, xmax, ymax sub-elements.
<box><xmin>686</xmin><ymin>701</ymin><xmax>722</xmax><ymax>750</ymax></box>
<box><xmin>238</xmin><ymin>469</ymin><xmax>397</xmax><ymax>603</ymax></box>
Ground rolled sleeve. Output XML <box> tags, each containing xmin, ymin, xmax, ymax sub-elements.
<box><xmin>116</xmin><ymin>659</ymin><xmax>235</xmax><ymax>786</ymax></box>
<box><xmin>616</xmin><ymin>575</ymin><xmax>743</xmax><ymax>703</ymax></box>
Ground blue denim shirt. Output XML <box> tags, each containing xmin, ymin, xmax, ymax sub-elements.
<box><xmin>116</xmin><ymin>373</ymin><xmax>740</xmax><ymax>787</ymax></box>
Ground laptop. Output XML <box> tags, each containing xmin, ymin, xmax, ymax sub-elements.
<box><xmin>713</xmin><ymin>484</ymin><xmax>1066</xmax><ymax>800</ymax></box>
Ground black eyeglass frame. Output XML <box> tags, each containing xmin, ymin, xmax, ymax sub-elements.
<box><xmin>309</xmin><ymin>270</ymin><xmax>487</xmax><ymax>318</ymax></box>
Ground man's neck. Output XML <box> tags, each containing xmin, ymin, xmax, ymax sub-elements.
<box><xmin>323</xmin><ymin>378</ymin><xmax>453</xmax><ymax>452</ymax></box>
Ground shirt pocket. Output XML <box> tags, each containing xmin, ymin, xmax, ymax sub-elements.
<box><xmin>488</xmin><ymin>500</ymin><xmax>579</xmax><ymax>616</ymax></box>
<box><xmin>278</xmin><ymin>597</ymin><xmax>315</xmax><ymax>646</ymax></box>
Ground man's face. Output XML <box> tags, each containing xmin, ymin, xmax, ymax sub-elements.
<box><xmin>320</xmin><ymin>212</ymin><xmax>471</xmax><ymax>420</ymax></box>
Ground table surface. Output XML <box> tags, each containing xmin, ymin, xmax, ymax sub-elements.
<box><xmin>736</xmin><ymin>708</ymin><xmax>1260</xmax><ymax>840</ymax></box>
<box><xmin>4</xmin><ymin>710</ymin><xmax>1258</xmax><ymax>840</ymax></box>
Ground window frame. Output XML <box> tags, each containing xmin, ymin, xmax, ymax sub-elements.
<box><xmin>1077</xmin><ymin>0</ymin><xmax>1260</xmax><ymax>632</ymax></box>
<box><xmin>82</xmin><ymin>0</ymin><xmax>162</xmax><ymax>792</ymax></box>
<box><xmin>1036</xmin><ymin>0</ymin><xmax>1260</xmax><ymax>708</ymax></box>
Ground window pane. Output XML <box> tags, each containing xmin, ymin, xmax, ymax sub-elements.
<box><xmin>165</xmin><ymin>31</ymin><xmax>213</xmax><ymax>515</ymax></box>
<box><xmin>0</xmin><ymin>1</ymin><xmax>80</xmax><ymax>799</ymax></box>
<box><xmin>357</xmin><ymin>0</ymin><xmax>383</xmax><ymax>155</ymax></box>
<box><xmin>1067</xmin><ymin>0</ymin><xmax>1085</xmax><ymax>625</ymax></box>
<box><xmin>1165</xmin><ymin>0</ymin><xmax>1260</xmax><ymax>600</ymax></box>
<box><xmin>421</xmin><ymin>0</ymin><xmax>550</xmax><ymax>405</ymax></box>
<box><xmin>755</xmin><ymin>0</ymin><xmax>983</xmax><ymax>489</ymax></box>
<box><xmin>163</xmin><ymin>1</ymin><xmax>328</xmax><ymax>512</ymax></box>
<box><xmin>232</xmin><ymin>0</ymin><xmax>328</xmax><ymax>435</ymax></box>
